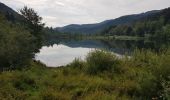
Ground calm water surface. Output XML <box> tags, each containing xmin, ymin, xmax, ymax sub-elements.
<box><xmin>36</xmin><ymin>44</ymin><xmax>95</xmax><ymax>67</ymax></box>
<box><xmin>35</xmin><ymin>39</ymin><xmax>164</xmax><ymax>67</ymax></box>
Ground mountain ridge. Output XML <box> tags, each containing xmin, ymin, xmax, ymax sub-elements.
<box><xmin>56</xmin><ymin>10</ymin><xmax>160</xmax><ymax>34</ymax></box>
<box><xmin>0</xmin><ymin>2</ymin><xmax>22</xmax><ymax>21</ymax></box>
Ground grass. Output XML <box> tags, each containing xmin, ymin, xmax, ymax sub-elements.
<box><xmin>114</xmin><ymin>35</ymin><xmax>145</xmax><ymax>40</ymax></box>
<box><xmin>80</xmin><ymin>35</ymin><xmax>146</xmax><ymax>41</ymax></box>
<box><xmin>0</xmin><ymin>50</ymin><xmax>170</xmax><ymax>100</ymax></box>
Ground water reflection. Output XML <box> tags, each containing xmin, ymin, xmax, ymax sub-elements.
<box><xmin>36</xmin><ymin>39</ymin><xmax>170</xmax><ymax>67</ymax></box>
<box><xmin>36</xmin><ymin>44</ymin><xmax>95</xmax><ymax>67</ymax></box>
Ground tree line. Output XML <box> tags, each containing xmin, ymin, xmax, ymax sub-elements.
<box><xmin>102</xmin><ymin>7</ymin><xmax>170</xmax><ymax>40</ymax></box>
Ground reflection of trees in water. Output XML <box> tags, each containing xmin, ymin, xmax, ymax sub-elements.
<box><xmin>44</xmin><ymin>38</ymin><xmax>170</xmax><ymax>53</ymax></box>
<box><xmin>44</xmin><ymin>38</ymin><xmax>80</xmax><ymax>47</ymax></box>
<box><xmin>100</xmin><ymin>39</ymin><xmax>170</xmax><ymax>52</ymax></box>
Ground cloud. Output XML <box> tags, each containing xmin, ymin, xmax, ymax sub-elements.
<box><xmin>1</xmin><ymin>0</ymin><xmax>170</xmax><ymax>27</ymax></box>
<box><xmin>54</xmin><ymin>1</ymin><xmax>65</xmax><ymax>6</ymax></box>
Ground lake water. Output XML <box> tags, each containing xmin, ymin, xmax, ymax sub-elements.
<box><xmin>35</xmin><ymin>39</ymin><xmax>164</xmax><ymax>67</ymax></box>
<box><xmin>35</xmin><ymin>44</ymin><xmax>95</xmax><ymax>67</ymax></box>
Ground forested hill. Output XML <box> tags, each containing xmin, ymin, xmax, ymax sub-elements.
<box><xmin>102</xmin><ymin>7</ymin><xmax>170</xmax><ymax>38</ymax></box>
<box><xmin>0</xmin><ymin>2</ymin><xmax>23</xmax><ymax>22</ymax></box>
<box><xmin>56</xmin><ymin>10</ymin><xmax>160</xmax><ymax>34</ymax></box>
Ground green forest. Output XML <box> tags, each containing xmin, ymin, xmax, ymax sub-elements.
<box><xmin>102</xmin><ymin>8</ymin><xmax>170</xmax><ymax>39</ymax></box>
<box><xmin>0</xmin><ymin>2</ymin><xmax>170</xmax><ymax>100</ymax></box>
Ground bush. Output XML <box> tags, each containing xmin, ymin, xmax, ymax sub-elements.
<box><xmin>86</xmin><ymin>50</ymin><xmax>120</xmax><ymax>75</ymax></box>
<box><xmin>0</xmin><ymin>14</ymin><xmax>36</xmax><ymax>70</ymax></box>
<box><xmin>131</xmin><ymin>49</ymin><xmax>170</xmax><ymax>99</ymax></box>
<box><xmin>69</xmin><ymin>58</ymin><xmax>85</xmax><ymax>70</ymax></box>
<box><xmin>13</xmin><ymin>73</ymin><xmax>37</xmax><ymax>91</ymax></box>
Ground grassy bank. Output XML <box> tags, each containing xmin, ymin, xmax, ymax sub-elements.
<box><xmin>80</xmin><ymin>35</ymin><xmax>146</xmax><ymax>41</ymax></box>
<box><xmin>0</xmin><ymin>50</ymin><xmax>170</xmax><ymax>100</ymax></box>
<box><xmin>114</xmin><ymin>35</ymin><xmax>146</xmax><ymax>40</ymax></box>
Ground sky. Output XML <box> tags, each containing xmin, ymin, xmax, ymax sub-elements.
<box><xmin>1</xmin><ymin>0</ymin><xmax>170</xmax><ymax>27</ymax></box>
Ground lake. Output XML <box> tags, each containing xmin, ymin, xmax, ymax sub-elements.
<box><xmin>35</xmin><ymin>39</ymin><xmax>166</xmax><ymax>67</ymax></box>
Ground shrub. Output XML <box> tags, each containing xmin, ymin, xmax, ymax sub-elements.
<box><xmin>0</xmin><ymin>14</ymin><xmax>36</xmax><ymax>70</ymax></box>
<box><xmin>69</xmin><ymin>58</ymin><xmax>85</xmax><ymax>70</ymax></box>
<box><xmin>13</xmin><ymin>73</ymin><xmax>37</xmax><ymax>91</ymax></box>
<box><xmin>86</xmin><ymin>50</ymin><xmax>120</xmax><ymax>75</ymax></box>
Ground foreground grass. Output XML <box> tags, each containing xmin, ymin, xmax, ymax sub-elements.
<box><xmin>0</xmin><ymin>50</ymin><xmax>170</xmax><ymax>100</ymax></box>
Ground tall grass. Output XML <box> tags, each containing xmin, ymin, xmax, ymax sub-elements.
<box><xmin>0</xmin><ymin>49</ymin><xmax>170</xmax><ymax>99</ymax></box>
<box><xmin>86</xmin><ymin>50</ymin><xmax>120</xmax><ymax>75</ymax></box>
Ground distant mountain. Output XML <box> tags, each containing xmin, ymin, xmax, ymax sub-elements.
<box><xmin>56</xmin><ymin>10</ymin><xmax>160</xmax><ymax>34</ymax></box>
<box><xmin>0</xmin><ymin>2</ymin><xmax>22</xmax><ymax>21</ymax></box>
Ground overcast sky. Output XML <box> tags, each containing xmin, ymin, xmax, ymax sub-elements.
<box><xmin>1</xmin><ymin>0</ymin><xmax>170</xmax><ymax>27</ymax></box>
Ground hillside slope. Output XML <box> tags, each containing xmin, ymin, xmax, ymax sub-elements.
<box><xmin>102</xmin><ymin>7</ymin><xmax>170</xmax><ymax>37</ymax></box>
<box><xmin>0</xmin><ymin>2</ymin><xmax>23</xmax><ymax>21</ymax></box>
<box><xmin>56</xmin><ymin>10</ymin><xmax>159</xmax><ymax>34</ymax></box>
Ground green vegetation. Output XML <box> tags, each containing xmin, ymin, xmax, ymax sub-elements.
<box><xmin>0</xmin><ymin>50</ymin><xmax>170</xmax><ymax>99</ymax></box>
<box><xmin>84</xmin><ymin>35</ymin><xmax>145</xmax><ymax>41</ymax></box>
<box><xmin>44</xmin><ymin>7</ymin><xmax>170</xmax><ymax>42</ymax></box>
<box><xmin>0</xmin><ymin>3</ymin><xmax>170</xmax><ymax>100</ymax></box>
<box><xmin>19</xmin><ymin>6</ymin><xmax>44</xmax><ymax>52</ymax></box>
<box><xmin>113</xmin><ymin>35</ymin><xmax>145</xmax><ymax>40</ymax></box>
<box><xmin>0</xmin><ymin>14</ymin><xmax>36</xmax><ymax>69</ymax></box>
<box><xmin>0</xmin><ymin>6</ymin><xmax>44</xmax><ymax>70</ymax></box>
<box><xmin>42</xmin><ymin>8</ymin><xmax>170</xmax><ymax>42</ymax></box>
<box><xmin>102</xmin><ymin>8</ymin><xmax>170</xmax><ymax>40</ymax></box>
